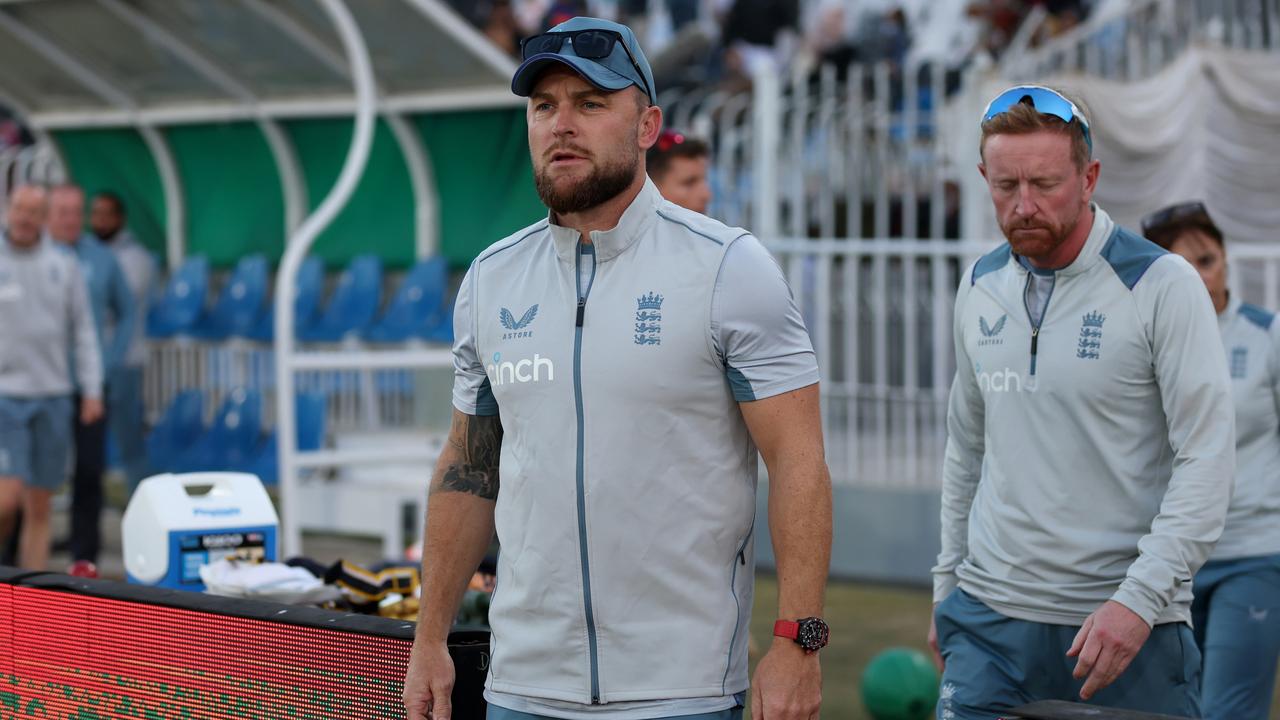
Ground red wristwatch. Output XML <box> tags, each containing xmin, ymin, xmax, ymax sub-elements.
<box><xmin>773</xmin><ymin>617</ymin><xmax>830</xmax><ymax>653</ymax></box>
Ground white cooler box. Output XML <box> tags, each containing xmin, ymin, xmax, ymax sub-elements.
<box><xmin>122</xmin><ymin>472</ymin><xmax>279</xmax><ymax>591</ymax></box>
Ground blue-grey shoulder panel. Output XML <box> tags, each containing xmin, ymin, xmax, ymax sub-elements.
<box><xmin>1100</xmin><ymin>226</ymin><xmax>1167</xmax><ymax>291</ymax></box>
<box><xmin>1239</xmin><ymin>302</ymin><xmax>1276</xmax><ymax>331</ymax></box>
<box><xmin>971</xmin><ymin>244</ymin><xmax>1012</xmax><ymax>285</ymax></box>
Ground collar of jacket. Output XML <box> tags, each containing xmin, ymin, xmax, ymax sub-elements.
<box><xmin>1012</xmin><ymin>203</ymin><xmax>1116</xmax><ymax>278</ymax></box>
<box><xmin>547</xmin><ymin>177</ymin><xmax>661</xmax><ymax>265</ymax></box>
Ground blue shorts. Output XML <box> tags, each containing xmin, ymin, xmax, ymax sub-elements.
<box><xmin>935</xmin><ymin>589</ymin><xmax>1201</xmax><ymax>719</ymax></box>
<box><xmin>0</xmin><ymin>395</ymin><xmax>74</xmax><ymax>491</ymax></box>
<box><xmin>487</xmin><ymin>705</ymin><xmax>743</xmax><ymax>720</ymax></box>
<box><xmin>1192</xmin><ymin>554</ymin><xmax>1280</xmax><ymax>720</ymax></box>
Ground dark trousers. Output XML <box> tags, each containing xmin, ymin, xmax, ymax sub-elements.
<box><xmin>69</xmin><ymin>394</ymin><xmax>107</xmax><ymax>564</ymax></box>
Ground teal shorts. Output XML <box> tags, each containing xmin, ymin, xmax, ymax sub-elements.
<box><xmin>935</xmin><ymin>589</ymin><xmax>1201</xmax><ymax>718</ymax></box>
<box><xmin>0</xmin><ymin>395</ymin><xmax>73</xmax><ymax>491</ymax></box>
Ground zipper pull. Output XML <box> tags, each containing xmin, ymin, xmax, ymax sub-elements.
<box><xmin>1029</xmin><ymin>327</ymin><xmax>1040</xmax><ymax>376</ymax></box>
<box><xmin>738</xmin><ymin>550</ymin><xmax>747</xmax><ymax>566</ymax></box>
<box><xmin>576</xmin><ymin>298</ymin><xmax>586</xmax><ymax>327</ymax></box>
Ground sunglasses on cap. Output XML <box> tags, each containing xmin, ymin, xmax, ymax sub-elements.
<box><xmin>1140</xmin><ymin>200</ymin><xmax>1215</xmax><ymax>235</ymax></box>
<box><xmin>521</xmin><ymin>29</ymin><xmax>652</xmax><ymax>101</ymax></box>
<box><xmin>983</xmin><ymin>85</ymin><xmax>1093</xmax><ymax>153</ymax></box>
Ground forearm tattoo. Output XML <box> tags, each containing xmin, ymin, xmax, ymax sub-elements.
<box><xmin>435</xmin><ymin>413</ymin><xmax>503</xmax><ymax>499</ymax></box>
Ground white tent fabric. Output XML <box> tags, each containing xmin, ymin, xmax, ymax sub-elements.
<box><xmin>1061</xmin><ymin>47</ymin><xmax>1280</xmax><ymax>244</ymax></box>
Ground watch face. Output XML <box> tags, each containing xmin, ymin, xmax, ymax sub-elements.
<box><xmin>797</xmin><ymin>617</ymin><xmax>829</xmax><ymax>651</ymax></box>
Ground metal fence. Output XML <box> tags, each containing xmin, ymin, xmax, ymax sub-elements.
<box><xmin>764</xmin><ymin>238</ymin><xmax>1280</xmax><ymax>489</ymax></box>
<box><xmin>139</xmin><ymin>241</ymin><xmax>1280</xmax><ymax>490</ymax></box>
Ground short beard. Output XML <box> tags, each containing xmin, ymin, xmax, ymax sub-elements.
<box><xmin>535</xmin><ymin>149</ymin><xmax>638</xmax><ymax>215</ymax></box>
<box><xmin>1003</xmin><ymin>212</ymin><xmax>1078</xmax><ymax>262</ymax></box>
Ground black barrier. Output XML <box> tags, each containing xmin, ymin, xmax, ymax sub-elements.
<box><xmin>0</xmin><ymin>566</ymin><xmax>489</xmax><ymax>719</ymax></box>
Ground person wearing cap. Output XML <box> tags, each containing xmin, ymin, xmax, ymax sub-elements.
<box><xmin>928</xmin><ymin>86</ymin><xmax>1234</xmax><ymax>717</ymax></box>
<box><xmin>402</xmin><ymin>15</ymin><xmax>831</xmax><ymax>720</ymax></box>
<box><xmin>647</xmin><ymin>129</ymin><xmax>712</xmax><ymax>215</ymax></box>
<box><xmin>1142</xmin><ymin>202</ymin><xmax>1280</xmax><ymax>720</ymax></box>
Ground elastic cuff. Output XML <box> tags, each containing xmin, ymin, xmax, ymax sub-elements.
<box><xmin>932</xmin><ymin>572</ymin><xmax>959</xmax><ymax>604</ymax></box>
<box><xmin>1110</xmin><ymin>579</ymin><xmax>1163</xmax><ymax>627</ymax></box>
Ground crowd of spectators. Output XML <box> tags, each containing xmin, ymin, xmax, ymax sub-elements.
<box><xmin>449</xmin><ymin>0</ymin><xmax>1098</xmax><ymax>98</ymax></box>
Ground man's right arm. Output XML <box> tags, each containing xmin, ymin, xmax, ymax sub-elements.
<box><xmin>405</xmin><ymin>258</ymin><xmax>497</xmax><ymax>720</ymax></box>
<box><xmin>929</xmin><ymin>272</ymin><xmax>985</xmax><ymax>668</ymax></box>
<box><xmin>405</xmin><ymin>408</ymin><xmax>502</xmax><ymax>720</ymax></box>
<box><xmin>416</xmin><ymin>408</ymin><xmax>502</xmax><ymax>640</ymax></box>
<box><xmin>933</xmin><ymin>275</ymin><xmax>985</xmax><ymax>602</ymax></box>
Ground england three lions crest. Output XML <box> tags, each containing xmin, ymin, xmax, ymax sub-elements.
<box><xmin>634</xmin><ymin>292</ymin><xmax>663</xmax><ymax>346</ymax></box>
<box><xmin>1076</xmin><ymin>311</ymin><xmax>1105</xmax><ymax>360</ymax></box>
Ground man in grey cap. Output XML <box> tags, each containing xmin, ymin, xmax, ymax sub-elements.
<box><xmin>403</xmin><ymin>16</ymin><xmax>832</xmax><ymax>720</ymax></box>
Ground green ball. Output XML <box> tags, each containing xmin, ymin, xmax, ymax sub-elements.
<box><xmin>861</xmin><ymin>647</ymin><xmax>939</xmax><ymax>720</ymax></box>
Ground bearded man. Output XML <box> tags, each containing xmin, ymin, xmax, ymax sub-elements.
<box><xmin>929</xmin><ymin>85</ymin><xmax>1235</xmax><ymax>718</ymax></box>
<box><xmin>401</xmin><ymin>16</ymin><xmax>833</xmax><ymax>720</ymax></box>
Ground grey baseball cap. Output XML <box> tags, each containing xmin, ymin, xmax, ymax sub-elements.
<box><xmin>511</xmin><ymin>16</ymin><xmax>655</xmax><ymax>103</ymax></box>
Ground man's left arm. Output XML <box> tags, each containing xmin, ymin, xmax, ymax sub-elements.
<box><xmin>105</xmin><ymin>253</ymin><xmax>136</xmax><ymax>373</ymax></box>
<box><xmin>1069</xmin><ymin>260</ymin><xmax>1236</xmax><ymax>699</ymax></box>
<box><xmin>741</xmin><ymin>386</ymin><xmax>831</xmax><ymax>720</ymax></box>
<box><xmin>712</xmin><ymin>235</ymin><xmax>828</xmax><ymax>720</ymax></box>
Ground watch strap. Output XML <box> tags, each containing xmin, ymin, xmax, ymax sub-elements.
<box><xmin>773</xmin><ymin>619</ymin><xmax>800</xmax><ymax>640</ymax></box>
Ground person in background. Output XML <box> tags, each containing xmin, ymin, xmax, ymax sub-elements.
<box><xmin>47</xmin><ymin>184</ymin><xmax>134</xmax><ymax>574</ymax></box>
<box><xmin>931</xmin><ymin>86</ymin><xmax>1235</xmax><ymax>717</ymax></box>
<box><xmin>90</xmin><ymin>191</ymin><xmax>156</xmax><ymax>495</ymax></box>
<box><xmin>1142</xmin><ymin>201</ymin><xmax>1280</xmax><ymax>720</ymax></box>
<box><xmin>646</xmin><ymin>128</ymin><xmax>712</xmax><ymax>215</ymax></box>
<box><xmin>0</xmin><ymin>185</ymin><xmax>102</xmax><ymax>571</ymax></box>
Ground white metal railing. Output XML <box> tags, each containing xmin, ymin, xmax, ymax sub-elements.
<box><xmin>142</xmin><ymin>340</ymin><xmax>438</xmax><ymax>432</ymax></box>
<box><xmin>766</xmin><ymin>238</ymin><xmax>1280</xmax><ymax>489</ymax></box>
<box><xmin>1007</xmin><ymin>0</ymin><xmax>1280</xmax><ymax>82</ymax></box>
<box><xmin>664</xmin><ymin>57</ymin><xmax>963</xmax><ymax>245</ymax></box>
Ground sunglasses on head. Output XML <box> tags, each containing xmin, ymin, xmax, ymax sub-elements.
<box><xmin>983</xmin><ymin>85</ymin><xmax>1093</xmax><ymax>154</ymax></box>
<box><xmin>1140</xmin><ymin>201</ymin><xmax>1214</xmax><ymax>234</ymax></box>
<box><xmin>521</xmin><ymin>29</ymin><xmax>652</xmax><ymax>101</ymax></box>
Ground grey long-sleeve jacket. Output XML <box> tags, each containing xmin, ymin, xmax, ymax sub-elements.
<box><xmin>934</xmin><ymin>206</ymin><xmax>1235</xmax><ymax>627</ymax></box>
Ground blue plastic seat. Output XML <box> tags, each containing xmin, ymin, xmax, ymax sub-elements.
<box><xmin>193</xmin><ymin>254</ymin><xmax>269</xmax><ymax>340</ymax></box>
<box><xmin>365</xmin><ymin>257</ymin><xmax>448</xmax><ymax>342</ymax></box>
<box><xmin>421</xmin><ymin>300</ymin><xmax>455</xmax><ymax>344</ymax></box>
<box><xmin>247</xmin><ymin>256</ymin><xmax>324</xmax><ymax>342</ymax></box>
<box><xmin>145</xmin><ymin>390</ymin><xmax>205</xmax><ymax>473</ymax></box>
<box><xmin>298</xmin><ymin>255</ymin><xmax>383</xmax><ymax>342</ymax></box>
<box><xmin>239</xmin><ymin>392</ymin><xmax>327</xmax><ymax>485</ymax></box>
<box><xmin>146</xmin><ymin>256</ymin><xmax>209</xmax><ymax>338</ymax></box>
<box><xmin>172</xmin><ymin>388</ymin><xmax>262</xmax><ymax>473</ymax></box>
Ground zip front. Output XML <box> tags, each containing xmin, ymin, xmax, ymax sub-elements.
<box><xmin>572</xmin><ymin>242</ymin><xmax>601</xmax><ymax>703</ymax></box>
<box><xmin>1022</xmin><ymin>271</ymin><xmax>1057</xmax><ymax>376</ymax></box>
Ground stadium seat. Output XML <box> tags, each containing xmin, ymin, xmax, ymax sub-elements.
<box><xmin>172</xmin><ymin>388</ymin><xmax>263</xmax><ymax>473</ymax></box>
<box><xmin>192</xmin><ymin>254</ymin><xmax>269</xmax><ymax>340</ymax></box>
<box><xmin>421</xmin><ymin>301</ymin><xmax>455</xmax><ymax>344</ymax></box>
<box><xmin>297</xmin><ymin>255</ymin><xmax>383</xmax><ymax>342</ymax></box>
<box><xmin>146</xmin><ymin>256</ymin><xmax>209</xmax><ymax>338</ymax></box>
<box><xmin>247</xmin><ymin>256</ymin><xmax>324</xmax><ymax>342</ymax></box>
<box><xmin>364</xmin><ymin>257</ymin><xmax>448</xmax><ymax>342</ymax></box>
<box><xmin>238</xmin><ymin>392</ymin><xmax>327</xmax><ymax>485</ymax></box>
<box><xmin>145</xmin><ymin>390</ymin><xmax>205</xmax><ymax>473</ymax></box>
